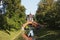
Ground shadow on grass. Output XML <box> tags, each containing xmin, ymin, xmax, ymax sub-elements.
<box><xmin>36</xmin><ymin>33</ymin><xmax>60</xmax><ymax>40</ymax></box>
<box><xmin>0</xmin><ymin>24</ymin><xmax>19</xmax><ymax>35</ymax></box>
<box><xmin>34</xmin><ymin>25</ymin><xmax>60</xmax><ymax>40</ymax></box>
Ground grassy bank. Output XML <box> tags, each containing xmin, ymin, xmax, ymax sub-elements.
<box><xmin>0</xmin><ymin>30</ymin><xmax>20</xmax><ymax>40</ymax></box>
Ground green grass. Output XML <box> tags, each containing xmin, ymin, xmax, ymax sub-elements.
<box><xmin>13</xmin><ymin>28</ymin><xmax>60</xmax><ymax>40</ymax></box>
<box><xmin>0</xmin><ymin>31</ymin><xmax>9</xmax><ymax>40</ymax></box>
<box><xmin>0</xmin><ymin>30</ymin><xmax>20</xmax><ymax>40</ymax></box>
<box><xmin>34</xmin><ymin>28</ymin><xmax>60</xmax><ymax>40</ymax></box>
<box><xmin>0</xmin><ymin>28</ymin><xmax>60</xmax><ymax>40</ymax></box>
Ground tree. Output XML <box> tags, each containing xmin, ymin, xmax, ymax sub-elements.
<box><xmin>0</xmin><ymin>0</ymin><xmax>26</xmax><ymax>31</ymax></box>
<box><xmin>35</xmin><ymin>0</ymin><xmax>60</xmax><ymax>40</ymax></box>
<box><xmin>36</xmin><ymin>0</ymin><xmax>60</xmax><ymax>29</ymax></box>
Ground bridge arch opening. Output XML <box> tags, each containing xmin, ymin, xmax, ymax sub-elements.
<box><xmin>22</xmin><ymin>21</ymin><xmax>40</xmax><ymax>40</ymax></box>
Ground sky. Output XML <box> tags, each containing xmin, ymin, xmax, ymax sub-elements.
<box><xmin>21</xmin><ymin>0</ymin><xmax>40</xmax><ymax>15</ymax></box>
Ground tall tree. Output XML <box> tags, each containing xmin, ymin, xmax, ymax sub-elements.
<box><xmin>35</xmin><ymin>0</ymin><xmax>60</xmax><ymax>40</ymax></box>
<box><xmin>36</xmin><ymin>0</ymin><xmax>60</xmax><ymax>29</ymax></box>
<box><xmin>0</xmin><ymin>0</ymin><xmax>26</xmax><ymax>31</ymax></box>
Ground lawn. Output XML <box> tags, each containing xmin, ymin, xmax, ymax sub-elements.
<box><xmin>34</xmin><ymin>28</ymin><xmax>60</xmax><ymax>40</ymax></box>
<box><xmin>0</xmin><ymin>28</ymin><xmax>60</xmax><ymax>40</ymax></box>
<box><xmin>13</xmin><ymin>28</ymin><xmax>60</xmax><ymax>40</ymax></box>
<box><xmin>0</xmin><ymin>30</ymin><xmax>20</xmax><ymax>40</ymax></box>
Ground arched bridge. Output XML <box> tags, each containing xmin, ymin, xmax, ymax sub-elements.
<box><xmin>22</xmin><ymin>21</ymin><xmax>40</xmax><ymax>40</ymax></box>
<box><xmin>13</xmin><ymin>14</ymin><xmax>43</xmax><ymax>40</ymax></box>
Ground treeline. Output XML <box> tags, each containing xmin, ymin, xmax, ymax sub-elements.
<box><xmin>0</xmin><ymin>0</ymin><xmax>26</xmax><ymax>31</ymax></box>
<box><xmin>35</xmin><ymin>0</ymin><xmax>60</xmax><ymax>40</ymax></box>
<box><xmin>36</xmin><ymin>0</ymin><xmax>60</xmax><ymax>29</ymax></box>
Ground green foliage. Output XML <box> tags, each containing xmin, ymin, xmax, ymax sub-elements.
<box><xmin>0</xmin><ymin>15</ymin><xmax>7</xmax><ymax>30</ymax></box>
<box><xmin>0</xmin><ymin>0</ymin><xmax>26</xmax><ymax>32</ymax></box>
<box><xmin>36</xmin><ymin>0</ymin><xmax>60</xmax><ymax>29</ymax></box>
<box><xmin>36</xmin><ymin>0</ymin><xmax>60</xmax><ymax>40</ymax></box>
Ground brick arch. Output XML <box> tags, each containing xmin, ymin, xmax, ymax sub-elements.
<box><xmin>22</xmin><ymin>21</ymin><xmax>39</xmax><ymax>28</ymax></box>
<box><xmin>22</xmin><ymin>21</ymin><xmax>39</xmax><ymax>40</ymax></box>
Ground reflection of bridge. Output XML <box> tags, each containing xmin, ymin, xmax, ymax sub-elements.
<box><xmin>22</xmin><ymin>21</ymin><xmax>40</xmax><ymax>40</ymax></box>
